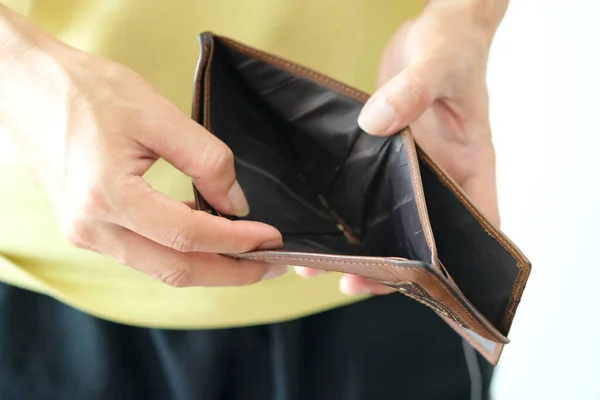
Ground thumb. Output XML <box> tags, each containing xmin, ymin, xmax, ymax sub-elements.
<box><xmin>358</xmin><ymin>61</ymin><xmax>444</xmax><ymax>136</ymax></box>
<box><xmin>146</xmin><ymin>116</ymin><xmax>250</xmax><ymax>218</ymax></box>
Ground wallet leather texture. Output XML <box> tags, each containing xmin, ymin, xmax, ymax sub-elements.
<box><xmin>191</xmin><ymin>32</ymin><xmax>531</xmax><ymax>365</ymax></box>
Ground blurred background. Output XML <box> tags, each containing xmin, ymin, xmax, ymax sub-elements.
<box><xmin>488</xmin><ymin>1</ymin><xmax>600</xmax><ymax>398</ymax></box>
<box><xmin>0</xmin><ymin>1</ymin><xmax>596</xmax><ymax>398</ymax></box>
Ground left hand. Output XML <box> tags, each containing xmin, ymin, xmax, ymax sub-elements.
<box><xmin>295</xmin><ymin>0</ymin><xmax>508</xmax><ymax>295</ymax></box>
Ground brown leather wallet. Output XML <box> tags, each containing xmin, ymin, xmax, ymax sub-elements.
<box><xmin>191</xmin><ymin>32</ymin><xmax>531</xmax><ymax>365</ymax></box>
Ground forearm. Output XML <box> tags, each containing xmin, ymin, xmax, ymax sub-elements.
<box><xmin>425</xmin><ymin>0</ymin><xmax>509</xmax><ymax>44</ymax></box>
<box><xmin>0</xmin><ymin>5</ymin><xmax>50</xmax><ymax>76</ymax></box>
<box><xmin>0</xmin><ymin>4</ymin><xmax>88</xmax><ymax>188</ymax></box>
<box><xmin>0</xmin><ymin>5</ymin><xmax>82</xmax><ymax>146</ymax></box>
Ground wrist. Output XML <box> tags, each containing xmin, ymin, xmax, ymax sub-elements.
<box><xmin>0</xmin><ymin>5</ymin><xmax>51</xmax><ymax>75</ymax></box>
<box><xmin>464</xmin><ymin>0</ymin><xmax>509</xmax><ymax>39</ymax></box>
<box><xmin>0</xmin><ymin>5</ymin><xmax>84</xmax><ymax>128</ymax></box>
<box><xmin>425</xmin><ymin>0</ymin><xmax>509</xmax><ymax>44</ymax></box>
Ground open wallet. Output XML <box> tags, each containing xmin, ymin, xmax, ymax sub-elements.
<box><xmin>190</xmin><ymin>32</ymin><xmax>531</xmax><ymax>365</ymax></box>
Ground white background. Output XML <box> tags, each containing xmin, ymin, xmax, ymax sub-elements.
<box><xmin>488</xmin><ymin>1</ymin><xmax>600</xmax><ymax>399</ymax></box>
<box><xmin>0</xmin><ymin>1</ymin><xmax>597</xmax><ymax>398</ymax></box>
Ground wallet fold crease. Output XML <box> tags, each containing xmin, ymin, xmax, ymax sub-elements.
<box><xmin>190</xmin><ymin>32</ymin><xmax>532</xmax><ymax>365</ymax></box>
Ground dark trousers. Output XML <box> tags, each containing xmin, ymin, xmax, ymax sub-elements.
<box><xmin>0</xmin><ymin>282</ymin><xmax>492</xmax><ymax>400</ymax></box>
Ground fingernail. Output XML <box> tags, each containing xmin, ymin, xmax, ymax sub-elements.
<box><xmin>261</xmin><ymin>265</ymin><xmax>288</xmax><ymax>281</ymax></box>
<box><xmin>228</xmin><ymin>180</ymin><xmax>250</xmax><ymax>217</ymax></box>
<box><xmin>358</xmin><ymin>98</ymin><xmax>396</xmax><ymax>135</ymax></box>
<box><xmin>257</xmin><ymin>239</ymin><xmax>283</xmax><ymax>250</ymax></box>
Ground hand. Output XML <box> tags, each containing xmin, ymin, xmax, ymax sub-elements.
<box><xmin>296</xmin><ymin>0</ymin><xmax>507</xmax><ymax>295</ymax></box>
<box><xmin>0</xmin><ymin>12</ymin><xmax>285</xmax><ymax>287</ymax></box>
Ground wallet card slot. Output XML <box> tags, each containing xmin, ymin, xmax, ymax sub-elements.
<box><xmin>206</xmin><ymin>43</ymin><xmax>341</xmax><ymax>234</ymax></box>
<box><xmin>279</xmin><ymin>232</ymin><xmax>364</xmax><ymax>255</ymax></box>
<box><xmin>193</xmin><ymin>34</ymin><xmax>530</xmax><ymax>365</ymax></box>
<box><xmin>205</xmin><ymin>40</ymin><xmax>371</xmax><ymax>248</ymax></box>
<box><xmin>418</xmin><ymin>154</ymin><xmax>522</xmax><ymax>333</ymax></box>
<box><xmin>210</xmin><ymin>38</ymin><xmax>433</xmax><ymax>263</ymax></box>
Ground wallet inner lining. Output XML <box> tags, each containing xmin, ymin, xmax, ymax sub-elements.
<box><xmin>206</xmin><ymin>38</ymin><xmax>520</xmax><ymax>332</ymax></box>
<box><xmin>418</xmin><ymin>157</ymin><xmax>519</xmax><ymax>330</ymax></box>
<box><xmin>208</xmin><ymin>39</ymin><xmax>432</xmax><ymax>261</ymax></box>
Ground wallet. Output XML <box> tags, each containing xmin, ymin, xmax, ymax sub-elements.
<box><xmin>190</xmin><ymin>32</ymin><xmax>531</xmax><ymax>365</ymax></box>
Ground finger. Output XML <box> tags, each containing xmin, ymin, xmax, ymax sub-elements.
<box><xmin>339</xmin><ymin>274</ymin><xmax>395</xmax><ymax>296</ymax></box>
<box><xmin>358</xmin><ymin>60</ymin><xmax>444</xmax><ymax>136</ymax></box>
<box><xmin>96</xmin><ymin>223</ymin><xmax>288</xmax><ymax>287</ymax></box>
<box><xmin>294</xmin><ymin>266</ymin><xmax>326</xmax><ymax>278</ymax></box>
<box><xmin>143</xmin><ymin>113</ymin><xmax>249</xmax><ymax>217</ymax></box>
<box><xmin>107</xmin><ymin>174</ymin><xmax>282</xmax><ymax>254</ymax></box>
<box><xmin>183</xmin><ymin>200</ymin><xmax>198</xmax><ymax>209</ymax></box>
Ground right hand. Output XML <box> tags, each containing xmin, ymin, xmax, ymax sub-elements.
<box><xmin>0</xmin><ymin>18</ymin><xmax>285</xmax><ymax>287</ymax></box>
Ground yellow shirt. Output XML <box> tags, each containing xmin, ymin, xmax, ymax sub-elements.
<box><xmin>0</xmin><ymin>0</ymin><xmax>422</xmax><ymax>329</ymax></box>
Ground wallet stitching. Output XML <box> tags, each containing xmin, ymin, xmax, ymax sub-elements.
<box><xmin>243</xmin><ymin>254</ymin><xmax>408</xmax><ymax>268</ymax></box>
<box><xmin>220</xmin><ymin>36</ymin><xmax>441</xmax><ymax>265</ymax></box>
<box><xmin>203</xmin><ymin>38</ymin><xmax>214</xmax><ymax>132</ymax></box>
<box><xmin>217</xmin><ymin>35</ymin><xmax>523</xmax><ymax>338</ymax></box>
<box><xmin>219</xmin><ymin>37</ymin><xmax>371</xmax><ymax>103</ymax></box>
<box><xmin>396</xmin><ymin>284</ymin><xmax>468</xmax><ymax>329</ymax></box>
<box><xmin>193</xmin><ymin>34</ymin><xmax>218</xmax><ymax>214</ymax></box>
<box><xmin>210</xmin><ymin>37</ymin><xmax>364</xmax><ymax>244</ymax></box>
<box><xmin>421</xmin><ymin>152</ymin><xmax>528</xmax><ymax>332</ymax></box>
<box><xmin>418</xmin><ymin>150</ymin><xmax>530</xmax><ymax>333</ymax></box>
<box><xmin>242</xmin><ymin>254</ymin><xmax>497</xmax><ymax>340</ymax></box>
<box><xmin>402</xmin><ymin>130</ymin><xmax>438</xmax><ymax>263</ymax></box>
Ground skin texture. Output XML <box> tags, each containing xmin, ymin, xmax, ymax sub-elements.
<box><xmin>0</xmin><ymin>1</ymin><xmax>508</xmax><ymax>294</ymax></box>
<box><xmin>295</xmin><ymin>0</ymin><xmax>509</xmax><ymax>295</ymax></box>
<box><xmin>0</xmin><ymin>5</ymin><xmax>286</xmax><ymax>288</ymax></box>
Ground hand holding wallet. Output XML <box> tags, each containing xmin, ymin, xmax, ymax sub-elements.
<box><xmin>191</xmin><ymin>33</ymin><xmax>531</xmax><ymax>365</ymax></box>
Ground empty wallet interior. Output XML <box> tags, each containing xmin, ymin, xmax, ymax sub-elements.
<box><xmin>192</xmin><ymin>34</ymin><xmax>531</xmax><ymax>363</ymax></box>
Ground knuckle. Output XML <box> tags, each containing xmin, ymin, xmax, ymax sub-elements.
<box><xmin>402</xmin><ymin>72</ymin><xmax>432</xmax><ymax>109</ymax></box>
<box><xmin>166</xmin><ymin>227</ymin><xmax>200</xmax><ymax>253</ymax></box>
<box><xmin>205</xmin><ymin>144</ymin><xmax>235</xmax><ymax>178</ymax></box>
<box><xmin>112</xmin><ymin>249</ymin><xmax>130</xmax><ymax>267</ymax></box>
<box><xmin>72</xmin><ymin>185</ymin><xmax>110</xmax><ymax>219</ymax></box>
<box><xmin>220</xmin><ymin>222</ymin><xmax>253</xmax><ymax>254</ymax></box>
<box><xmin>157</xmin><ymin>262</ymin><xmax>192</xmax><ymax>288</ymax></box>
<box><xmin>60</xmin><ymin>217</ymin><xmax>95</xmax><ymax>250</ymax></box>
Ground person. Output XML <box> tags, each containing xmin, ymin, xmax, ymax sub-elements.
<box><xmin>0</xmin><ymin>0</ymin><xmax>507</xmax><ymax>398</ymax></box>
